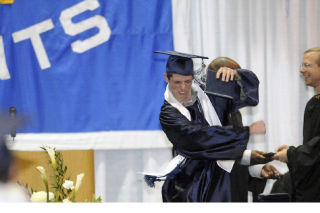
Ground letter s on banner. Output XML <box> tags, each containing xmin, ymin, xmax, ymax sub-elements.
<box><xmin>59</xmin><ymin>0</ymin><xmax>111</xmax><ymax>54</ymax></box>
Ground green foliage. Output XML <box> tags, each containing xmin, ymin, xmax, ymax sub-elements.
<box><xmin>92</xmin><ymin>194</ymin><xmax>102</xmax><ymax>203</ymax></box>
<box><xmin>25</xmin><ymin>146</ymin><xmax>103</xmax><ymax>202</ymax></box>
<box><xmin>52</xmin><ymin>150</ymin><xmax>72</xmax><ymax>202</ymax></box>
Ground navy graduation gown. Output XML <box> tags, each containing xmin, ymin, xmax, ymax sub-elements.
<box><xmin>160</xmin><ymin>70</ymin><xmax>259</xmax><ymax>202</ymax></box>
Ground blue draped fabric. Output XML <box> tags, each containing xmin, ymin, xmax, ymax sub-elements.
<box><xmin>0</xmin><ymin>0</ymin><xmax>173</xmax><ymax>133</ymax></box>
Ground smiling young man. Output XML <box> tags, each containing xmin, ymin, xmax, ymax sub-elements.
<box><xmin>154</xmin><ymin>51</ymin><xmax>271</xmax><ymax>202</ymax></box>
<box><xmin>273</xmin><ymin>47</ymin><xmax>320</xmax><ymax>201</ymax></box>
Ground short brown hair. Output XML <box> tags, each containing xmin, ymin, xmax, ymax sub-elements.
<box><xmin>304</xmin><ymin>47</ymin><xmax>320</xmax><ymax>66</ymax></box>
<box><xmin>166</xmin><ymin>72</ymin><xmax>194</xmax><ymax>80</ymax></box>
<box><xmin>208</xmin><ymin>57</ymin><xmax>241</xmax><ymax>70</ymax></box>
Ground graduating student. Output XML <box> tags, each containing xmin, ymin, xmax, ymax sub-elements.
<box><xmin>273</xmin><ymin>47</ymin><xmax>320</xmax><ymax>202</ymax></box>
<box><xmin>155</xmin><ymin>51</ymin><xmax>273</xmax><ymax>202</ymax></box>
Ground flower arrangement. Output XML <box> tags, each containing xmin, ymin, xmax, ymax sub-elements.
<box><xmin>27</xmin><ymin>146</ymin><xmax>101</xmax><ymax>202</ymax></box>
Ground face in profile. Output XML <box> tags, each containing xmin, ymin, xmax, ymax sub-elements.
<box><xmin>164</xmin><ymin>73</ymin><xmax>193</xmax><ymax>103</ymax></box>
<box><xmin>300</xmin><ymin>52</ymin><xmax>320</xmax><ymax>88</ymax></box>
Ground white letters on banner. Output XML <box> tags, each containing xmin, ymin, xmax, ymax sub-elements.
<box><xmin>60</xmin><ymin>0</ymin><xmax>111</xmax><ymax>53</ymax></box>
<box><xmin>12</xmin><ymin>19</ymin><xmax>54</xmax><ymax>70</ymax></box>
<box><xmin>0</xmin><ymin>0</ymin><xmax>111</xmax><ymax>79</ymax></box>
<box><xmin>0</xmin><ymin>35</ymin><xmax>10</xmax><ymax>80</ymax></box>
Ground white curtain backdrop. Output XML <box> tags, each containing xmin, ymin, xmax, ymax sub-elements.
<box><xmin>95</xmin><ymin>0</ymin><xmax>320</xmax><ymax>202</ymax></box>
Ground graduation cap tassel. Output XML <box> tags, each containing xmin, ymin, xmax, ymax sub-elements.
<box><xmin>200</xmin><ymin>60</ymin><xmax>208</xmax><ymax>84</ymax></box>
<box><xmin>143</xmin><ymin>156</ymin><xmax>187</xmax><ymax>188</ymax></box>
<box><xmin>194</xmin><ymin>59</ymin><xmax>207</xmax><ymax>87</ymax></box>
<box><xmin>144</xmin><ymin>175</ymin><xmax>163</xmax><ymax>188</ymax></box>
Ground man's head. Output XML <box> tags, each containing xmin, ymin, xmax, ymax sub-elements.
<box><xmin>300</xmin><ymin>47</ymin><xmax>320</xmax><ymax>89</ymax></box>
<box><xmin>156</xmin><ymin>51</ymin><xmax>208</xmax><ymax>102</ymax></box>
<box><xmin>208</xmin><ymin>57</ymin><xmax>241</xmax><ymax>70</ymax></box>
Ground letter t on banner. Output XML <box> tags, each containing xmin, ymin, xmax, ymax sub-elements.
<box><xmin>12</xmin><ymin>19</ymin><xmax>54</xmax><ymax>70</ymax></box>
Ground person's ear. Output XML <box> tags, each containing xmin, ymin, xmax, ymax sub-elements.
<box><xmin>164</xmin><ymin>73</ymin><xmax>169</xmax><ymax>83</ymax></box>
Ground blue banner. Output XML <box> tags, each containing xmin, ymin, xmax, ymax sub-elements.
<box><xmin>0</xmin><ymin>0</ymin><xmax>173</xmax><ymax>133</ymax></box>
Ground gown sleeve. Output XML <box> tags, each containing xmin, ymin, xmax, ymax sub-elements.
<box><xmin>205</xmin><ymin>69</ymin><xmax>259</xmax><ymax>114</ymax></box>
<box><xmin>302</xmin><ymin>96</ymin><xmax>320</xmax><ymax>143</ymax></box>
<box><xmin>160</xmin><ymin>103</ymin><xmax>249</xmax><ymax>160</ymax></box>
<box><xmin>286</xmin><ymin>136</ymin><xmax>320</xmax><ymax>201</ymax></box>
<box><xmin>232</xmin><ymin>69</ymin><xmax>260</xmax><ymax>110</ymax></box>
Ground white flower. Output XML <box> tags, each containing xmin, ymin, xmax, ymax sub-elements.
<box><xmin>30</xmin><ymin>191</ymin><xmax>54</xmax><ymax>202</ymax></box>
<box><xmin>63</xmin><ymin>198</ymin><xmax>71</xmax><ymax>203</ymax></box>
<box><xmin>62</xmin><ymin>180</ymin><xmax>74</xmax><ymax>190</ymax></box>
<box><xmin>71</xmin><ymin>173</ymin><xmax>85</xmax><ymax>202</ymax></box>
<box><xmin>44</xmin><ymin>146</ymin><xmax>56</xmax><ymax>168</ymax></box>
<box><xmin>36</xmin><ymin>166</ymin><xmax>47</xmax><ymax>181</ymax></box>
<box><xmin>75</xmin><ymin>173</ymin><xmax>84</xmax><ymax>192</ymax></box>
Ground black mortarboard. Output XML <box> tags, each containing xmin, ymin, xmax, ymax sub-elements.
<box><xmin>155</xmin><ymin>51</ymin><xmax>208</xmax><ymax>76</ymax></box>
<box><xmin>204</xmin><ymin>69</ymin><xmax>240</xmax><ymax>99</ymax></box>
